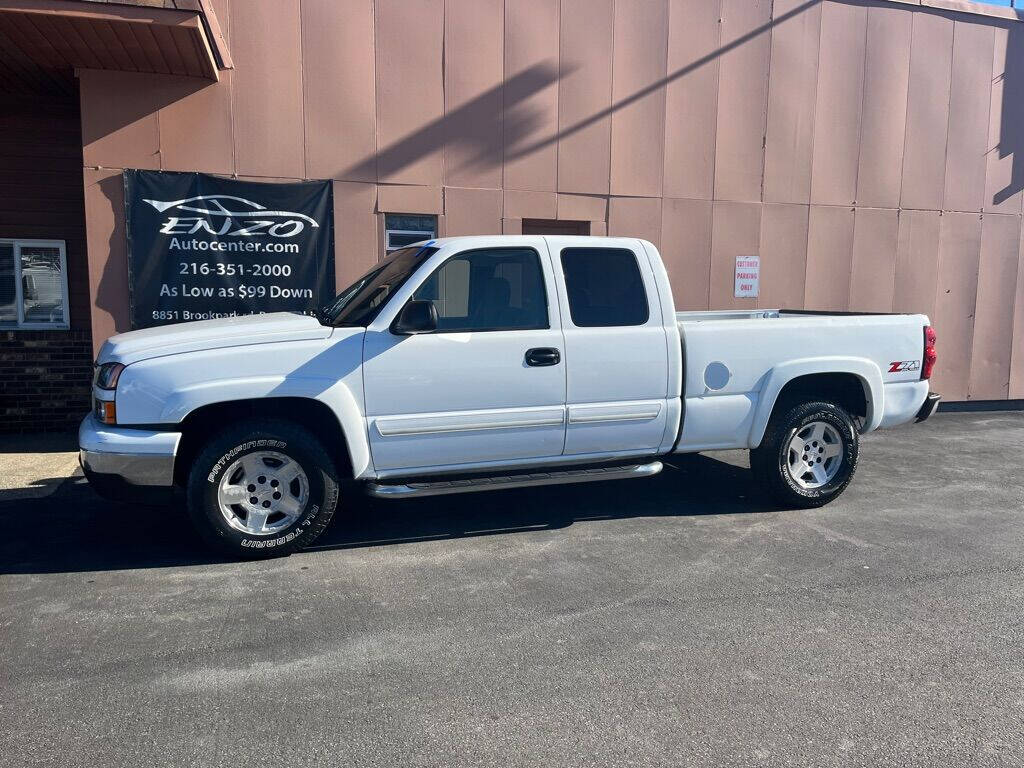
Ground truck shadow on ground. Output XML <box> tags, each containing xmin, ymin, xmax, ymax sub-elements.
<box><xmin>0</xmin><ymin>453</ymin><xmax>772</xmax><ymax>575</ymax></box>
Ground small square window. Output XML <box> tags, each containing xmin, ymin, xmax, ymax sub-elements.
<box><xmin>385</xmin><ymin>213</ymin><xmax>437</xmax><ymax>253</ymax></box>
<box><xmin>0</xmin><ymin>239</ymin><xmax>69</xmax><ymax>329</ymax></box>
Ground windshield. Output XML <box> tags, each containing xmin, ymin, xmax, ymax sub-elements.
<box><xmin>319</xmin><ymin>245</ymin><xmax>438</xmax><ymax>327</ymax></box>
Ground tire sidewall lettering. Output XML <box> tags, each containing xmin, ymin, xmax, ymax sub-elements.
<box><xmin>207</xmin><ymin>439</ymin><xmax>288</xmax><ymax>484</ymax></box>
<box><xmin>203</xmin><ymin>439</ymin><xmax>321</xmax><ymax>548</ymax></box>
<box><xmin>187</xmin><ymin>420</ymin><xmax>340</xmax><ymax>558</ymax></box>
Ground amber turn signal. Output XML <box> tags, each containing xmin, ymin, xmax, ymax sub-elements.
<box><xmin>96</xmin><ymin>400</ymin><xmax>117</xmax><ymax>425</ymax></box>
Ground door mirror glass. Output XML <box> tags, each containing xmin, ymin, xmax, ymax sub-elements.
<box><xmin>393</xmin><ymin>299</ymin><xmax>438</xmax><ymax>334</ymax></box>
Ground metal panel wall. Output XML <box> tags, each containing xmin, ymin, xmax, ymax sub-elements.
<box><xmin>901</xmin><ymin>13</ymin><xmax>954</xmax><ymax>211</ymax></box>
<box><xmin>805</xmin><ymin>205</ymin><xmax>854</xmax><ymax>311</ymax></box>
<box><xmin>762</xmin><ymin>0</ymin><xmax>820</xmax><ymax>205</ymax></box>
<box><xmin>79</xmin><ymin>69</ymin><xmax>161</xmax><ymax>171</ymax></box>
<box><xmin>849</xmin><ymin>208</ymin><xmax>899</xmax><ymax>314</ymax></box>
<box><xmin>1012</xmin><ymin>225</ymin><xmax>1024</xmax><ymax>398</ymax></box>
<box><xmin>660</xmin><ymin>197</ymin><xmax>713</xmax><ymax>311</ymax></box>
<box><xmin>944</xmin><ymin>21</ymin><xmax>995</xmax><ymax>213</ymax></box>
<box><xmin>893</xmin><ymin>210</ymin><xmax>940</xmax><ymax>318</ymax></box>
<box><xmin>710</xmin><ymin>201</ymin><xmax>761</xmax><ymax>310</ymax></box>
<box><xmin>75</xmin><ymin>0</ymin><xmax>1024</xmax><ymax>401</ymax></box>
<box><xmin>444</xmin><ymin>187</ymin><xmax>504</xmax><ymax>236</ymax></box>
<box><xmin>856</xmin><ymin>6</ymin><xmax>912</xmax><ymax>209</ymax></box>
<box><xmin>969</xmin><ymin>214</ymin><xmax>1020</xmax><ymax>400</ymax></box>
<box><xmin>443</xmin><ymin>0</ymin><xmax>504</xmax><ymax>190</ymax></box>
<box><xmin>230</xmin><ymin>0</ymin><xmax>304</xmax><ymax>178</ymax></box>
<box><xmin>301</xmin><ymin>0</ymin><xmax>377</xmax><ymax>183</ymax></box>
<box><xmin>607</xmin><ymin>196</ymin><xmax>663</xmax><ymax>246</ymax></box>
<box><xmin>374</xmin><ymin>0</ymin><xmax>444</xmax><ymax>186</ymax></box>
<box><xmin>332</xmin><ymin>181</ymin><xmax>378</xmax><ymax>291</ymax></box>
<box><xmin>933</xmin><ymin>212</ymin><xmax>983</xmax><ymax>400</ymax></box>
<box><xmin>609</xmin><ymin>0</ymin><xmax>668</xmax><ymax>197</ymax></box>
<box><xmin>808</xmin><ymin>1</ymin><xmax>866</xmax><ymax>207</ymax></box>
<box><xmin>663</xmin><ymin>0</ymin><xmax>722</xmax><ymax>201</ymax></box>
<box><xmin>713</xmin><ymin>0</ymin><xmax>772</xmax><ymax>202</ymax></box>
<box><xmin>758</xmin><ymin>203</ymin><xmax>808</xmax><ymax>309</ymax></box>
<box><xmin>985</xmin><ymin>26</ymin><xmax>1024</xmax><ymax>215</ymax></box>
<box><xmin>556</xmin><ymin>0</ymin><xmax>613</xmax><ymax>194</ymax></box>
<box><xmin>502</xmin><ymin>0</ymin><xmax>559</xmax><ymax>192</ymax></box>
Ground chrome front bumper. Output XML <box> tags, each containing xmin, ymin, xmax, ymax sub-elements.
<box><xmin>79</xmin><ymin>415</ymin><xmax>181</xmax><ymax>497</ymax></box>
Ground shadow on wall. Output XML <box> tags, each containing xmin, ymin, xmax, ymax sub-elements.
<box><xmin>338</xmin><ymin>0</ymin><xmax>1024</xmax><ymax>210</ymax></box>
<box><xmin>83</xmin><ymin>0</ymin><xmax>1024</xmax><ymax>329</ymax></box>
<box><xmin>346</xmin><ymin>0</ymin><xmax>826</xmax><ymax>181</ymax></box>
<box><xmin>343</xmin><ymin>61</ymin><xmax>569</xmax><ymax>181</ymax></box>
<box><xmin>505</xmin><ymin>0</ymin><xmax>820</xmax><ymax>164</ymax></box>
<box><xmin>85</xmin><ymin>72</ymin><xmax>224</xmax><ymax>333</ymax></box>
<box><xmin>94</xmin><ymin>172</ymin><xmax>128</xmax><ymax>332</ymax></box>
<box><xmin>995</xmin><ymin>17</ymin><xmax>1024</xmax><ymax>205</ymax></box>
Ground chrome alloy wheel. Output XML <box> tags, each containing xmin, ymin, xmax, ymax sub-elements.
<box><xmin>786</xmin><ymin>421</ymin><xmax>844</xmax><ymax>489</ymax></box>
<box><xmin>217</xmin><ymin>451</ymin><xmax>310</xmax><ymax>535</ymax></box>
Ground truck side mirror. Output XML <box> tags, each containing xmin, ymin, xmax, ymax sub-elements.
<box><xmin>392</xmin><ymin>300</ymin><xmax>438</xmax><ymax>335</ymax></box>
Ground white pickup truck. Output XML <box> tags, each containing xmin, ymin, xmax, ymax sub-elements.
<box><xmin>80</xmin><ymin>236</ymin><xmax>939</xmax><ymax>557</ymax></box>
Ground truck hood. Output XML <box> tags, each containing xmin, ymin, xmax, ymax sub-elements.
<box><xmin>97</xmin><ymin>312</ymin><xmax>335</xmax><ymax>365</ymax></box>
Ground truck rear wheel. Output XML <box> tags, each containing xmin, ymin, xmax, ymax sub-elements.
<box><xmin>751</xmin><ymin>400</ymin><xmax>859</xmax><ymax>509</ymax></box>
<box><xmin>186</xmin><ymin>419</ymin><xmax>339</xmax><ymax>558</ymax></box>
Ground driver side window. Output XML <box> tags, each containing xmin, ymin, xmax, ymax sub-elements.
<box><xmin>412</xmin><ymin>248</ymin><xmax>548</xmax><ymax>332</ymax></box>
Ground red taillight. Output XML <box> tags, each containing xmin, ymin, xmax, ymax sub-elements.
<box><xmin>922</xmin><ymin>325</ymin><xmax>937</xmax><ymax>380</ymax></box>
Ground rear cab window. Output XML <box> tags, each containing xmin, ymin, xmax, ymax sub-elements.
<box><xmin>560</xmin><ymin>247</ymin><xmax>649</xmax><ymax>327</ymax></box>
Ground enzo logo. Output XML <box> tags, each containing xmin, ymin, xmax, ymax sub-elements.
<box><xmin>888</xmin><ymin>360</ymin><xmax>921</xmax><ymax>373</ymax></box>
<box><xmin>145</xmin><ymin>195</ymin><xmax>320</xmax><ymax>238</ymax></box>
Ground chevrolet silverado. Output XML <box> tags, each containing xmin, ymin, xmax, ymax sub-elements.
<box><xmin>80</xmin><ymin>236</ymin><xmax>940</xmax><ymax>557</ymax></box>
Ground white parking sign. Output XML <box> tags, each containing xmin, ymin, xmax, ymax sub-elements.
<box><xmin>734</xmin><ymin>255</ymin><xmax>760</xmax><ymax>298</ymax></box>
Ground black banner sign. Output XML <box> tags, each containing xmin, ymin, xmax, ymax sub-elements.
<box><xmin>124</xmin><ymin>170</ymin><xmax>334</xmax><ymax>329</ymax></box>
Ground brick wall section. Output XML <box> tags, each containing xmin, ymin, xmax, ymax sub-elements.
<box><xmin>1</xmin><ymin>93</ymin><xmax>92</xmax><ymax>433</ymax></box>
<box><xmin>0</xmin><ymin>330</ymin><xmax>92</xmax><ymax>432</ymax></box>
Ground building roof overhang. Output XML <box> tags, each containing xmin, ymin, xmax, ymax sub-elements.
<box><xmin>0</xmin><ymin>0</ymin><xmax>231</xmax><ymax>98</ymax></box>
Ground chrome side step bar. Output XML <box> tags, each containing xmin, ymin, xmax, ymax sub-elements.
<box><xmin>366</xmin><ymin>461</ymin><xmax>664</xmax><ymax>499</ymax></box>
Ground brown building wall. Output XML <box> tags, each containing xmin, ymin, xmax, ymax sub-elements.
<box><xmin>79</xmin><ymin>0</ymin><xmax>1024</xmax><ymax>401</ymax></box>
<box><xmin>0</xmin><ymin>96</ymin><xmax>92</xmax><ymax>432</ymax></box>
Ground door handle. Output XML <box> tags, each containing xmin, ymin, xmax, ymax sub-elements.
<box><xmin>525</xmin><ymin>347</ymin><xmax>561</xmax><ymax>367</ymax></box>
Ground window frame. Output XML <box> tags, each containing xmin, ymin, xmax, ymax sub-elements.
<box><xmin>383</xmin><ymin>213</ymin><xmax>438</xmax><ymax>253</ymax></box>
<box><xmin>559</xmin><ymin>246</ymin><xmax>650</xmax><ymax>328</ymax></box>
<box><xmin>385</xmin><ymin>229</ymin><xmax>435</xmax><ymax>252</ymax></box>
<box><xmin>401</xmin><ymin>246</ymin><xmax>551</xmax><ymax>335</ymax></box>
<box><xmin>0</xmin><ymin>238</ymin><xmax>70</xmax><ymax>330</ymax></box>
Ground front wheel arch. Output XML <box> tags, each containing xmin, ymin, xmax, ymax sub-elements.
<box><xmin>173</xmin><ymin>397</ymin><xmax>354</xmax><ymax>487</ymax></box>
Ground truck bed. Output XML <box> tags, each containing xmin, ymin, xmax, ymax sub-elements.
<box><xmin>672</xmin><ymin>308</ymin><xmax>931</xmax><ymax>453</ymax></box>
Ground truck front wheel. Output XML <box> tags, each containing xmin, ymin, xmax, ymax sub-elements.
<box><xmin>186</xmin><ymin>419</ymin><xmax>339</xmax><ymax>558</ymax></box>
<box><xmin>750</xmin><ymin>400</ymin><xmax>859</xmax><ymax>509</ymax></box>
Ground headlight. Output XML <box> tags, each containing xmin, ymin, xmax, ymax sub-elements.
<box><xmin>94</xmin><ymin>362</ymin><xmax>125</xmax><ymax>391</ymax></box>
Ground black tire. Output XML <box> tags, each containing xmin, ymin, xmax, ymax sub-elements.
<box><xmin>186</xmin><ymin>419</ymin><xmax>340</xmax><ymax>558</ymax></box>
<box><xmin>750</xmin><ymin>400</ymin><xmax>859</xmax><ymax>509</ymax></box>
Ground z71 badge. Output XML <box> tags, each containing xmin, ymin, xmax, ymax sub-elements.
<box><xmin>888</xmin><ymin>360</ymin><xmax>920</xmax><ymax>373</ymax></box>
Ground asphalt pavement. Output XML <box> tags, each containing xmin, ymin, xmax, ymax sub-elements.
<box><xmin>1</xmin><ymin>412</ymin><xmax>1022</xmax><ymax>767</ymax></box>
